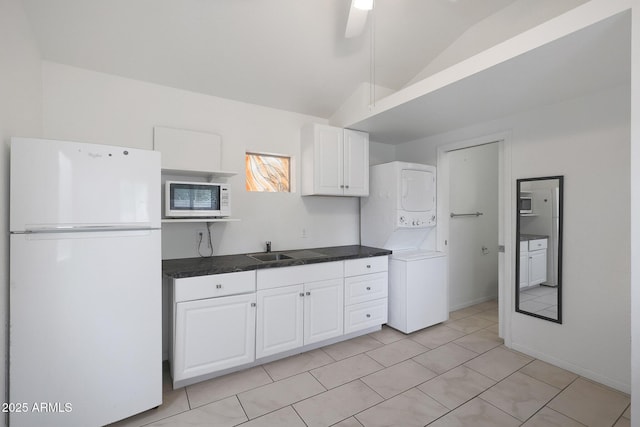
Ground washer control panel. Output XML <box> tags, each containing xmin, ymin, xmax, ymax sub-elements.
<box><xmin>397</xmin><ymin>212</ymin><xmax>436</xmax><ymax>228</ymax></box>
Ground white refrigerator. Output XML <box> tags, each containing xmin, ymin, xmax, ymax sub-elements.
<box><xmin>9</xmin><ymin>138</ymin><xmax>162</xmax><ymax>427</ymax></box>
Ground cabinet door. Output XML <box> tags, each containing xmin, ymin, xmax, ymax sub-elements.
<box><xmin>529</xmin><ymin>249</ymin><xmax>547</xmax><ymax>286</ymax></box>
<box><xmin>304</xmin><ymin>278</ymin><xmax>344</xmax><ymax>345</ymax></box>
<box><xmin>174</xmin><ymin>293</ymin><xmax>256</xmax><ymax>382</ymax></box>
<box><xmin>314</xmin><ymin>125</ymin><xmax>344</xmax><ymax>195</ymax></box>
<box><xmin>343</xmin><ymin>129</ymin><xmax>369</xmax><ymax>196</ymax></box>
<box><xmin>519</xmin><ymin>252</ymin><xmax>529</xmax><ymax>289</ymax></box>
<box><xmin>256</xmin><ymin>285</ymin><xmax>304</xmax><ymax>359</ymax></box>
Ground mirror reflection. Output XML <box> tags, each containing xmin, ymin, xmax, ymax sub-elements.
<box><xmin>516</xmin><ymin>176</ymin><xmax>563</xmax><ymax>323</ymax></box>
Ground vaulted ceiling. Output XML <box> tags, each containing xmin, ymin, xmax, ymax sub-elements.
<box><xmin>21</xmin><ymin>0</ymin><xmax>587</xmax><ymax>118</ymax></box>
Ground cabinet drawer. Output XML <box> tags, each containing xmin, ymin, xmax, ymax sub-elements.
<box><xmin>519</xmin><ymin>241</ymin><xmax>528</xmax><ymax>253</ymax></box>
<box><xmin>344</xmin><ymin>298</ymin><xmax>388</xmax><ymax>334</ymax></box>
<box><xmin>529</xmin><ymin>238</ymin><xmax>548</xmax><ymax>251</ymax></box>
<box><xmin>344</xmin><ymin>272</ymin><xmax>388</xmax><ymax>305</ymax></box>
<box><xmin>257</xmin><ymin>261</ymin><xmax>343</xmax><ymax>290</ymax></box>
<box><xmin>344</xmin><ymin>256</ymin><xmax>388</xmax><ymax>277</ymax></box>
<box><xmin>174</xmin><ymin>270</ymin><xmax>256</xmax><ymax>302</ymax></box>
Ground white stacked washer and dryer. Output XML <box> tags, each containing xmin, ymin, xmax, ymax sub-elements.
<box><xmin>361</xmin><ymin>161</ymin><xmax>448</xmax><ymax>334</ymax></box>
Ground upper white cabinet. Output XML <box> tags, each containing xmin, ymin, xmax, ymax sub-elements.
<box><xmin>154</xmin><ymin>126</ymin><xmax>236</xmax><ymax>178</ymax></box>
<box><xmin>301</xmin><ymin>124</ymin><xmax>369</xmax><ymax>197</ymax></box>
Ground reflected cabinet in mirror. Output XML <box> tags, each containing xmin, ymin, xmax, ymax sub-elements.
<box><xmin>516</xmin><ymin>176</ymin><xmax>563</xmax><ymax>323</ymax></box>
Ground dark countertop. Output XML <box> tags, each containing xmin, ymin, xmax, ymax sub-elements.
<box><xmin>163</xmin><ymin>245</ymin><xmax>392</xmax><ymax>278</ymax></box>
<box><xmin>520</xmin><ymin>233</ymin><xmax>549</xmax><ymax>241</ymax></box>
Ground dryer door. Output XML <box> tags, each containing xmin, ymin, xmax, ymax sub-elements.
<box><xmin>401</xmin><ymin>169</ymin><xmax>434</xmax><ymax>212</ymax></box>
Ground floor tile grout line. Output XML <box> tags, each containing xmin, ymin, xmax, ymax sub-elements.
<box><xmin>290</xmin><ymin>404</ymin><xmax>310</xmax><ymax>427</ymax></box>
<box><xmin>234</xmin><ymin>374</ymin><xmax>329</xmax><ymax>421</ymax></box>
<box><xmin>184</xmin><ymin>385</ymin><xmax>193</xmax><ymax>410</ymax></box>
<box><xmin>475</xmin><ymin>395</ymin><xmax>527</xmax><ymax>424</ymax></box>
<box><xmin>518</xmin><ymin>401</ymin><xmax>587</xmax><ymax>427</ymax></box>
<box><xmin>233</xmin><ymin>394</ymin><xmax>251</xmax><ymax>424</ymax></box>
<box><xmin>542</xmin><ymin>374</ymin><xmax>631</xmax><ymax>426</ymax></box>
<box><xmin>515</xmin><ymin>359</ymin><xmax>578</xmax><ymax>391</ymax></box>
<box><xmin>481</xmin><ymin>369</ymin><xmax>565</xmax><ymax>424</ymax></box>
<box><xmin>417</xmin><ymin>366</ymin><xmax>498</xmax><ymax>415</ymax></box>
<box><xmin>234</xmin><ymin>376</ymin><xmax>330</xmax><ymax>424</ymax></box>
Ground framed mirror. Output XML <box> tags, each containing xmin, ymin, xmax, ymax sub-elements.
<box><xmin>515</xmin><ymin>176</ymin><xmax>563</xmax><ymax>323</ymax></box>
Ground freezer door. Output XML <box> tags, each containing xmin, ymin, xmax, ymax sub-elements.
<box><xmin>10</xmin><ymin>138</ymin><xmax>161</xmax><ymax>231</ymax></box>
<box><xmin>9</xmin><ymin>230</ymin><xmax>162</xmax><ymax>427</ymax></box>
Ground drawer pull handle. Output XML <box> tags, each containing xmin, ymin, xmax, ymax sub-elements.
<box><xmin>216</xmin><ymin>284</ymin><xmax>222</xmax><ymax>289</ymax></box>
<box><xmin>366</xmin><ymin>313</ymin><xmax>371</xmax><ymax>318</ymax></box>
<box><xmin>366</xmin><ymin>287</ymin><xmax>371</xmax><ymax>291</ymax></box>
<box><xmin>366</xmin><ymin>265</ymin><xmax>371</xmax><ymax>268</ymax></box>
<box><xmin>306</xmin><ymin>291</ymin><xmax>311</xmax><ymax>296</ymax></box>
<box><xmin>300</xmin><ymin>293</ymin><xmax>305</xmax><ymax>297</ymax></box>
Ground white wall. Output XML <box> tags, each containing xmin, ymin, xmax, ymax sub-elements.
<box><xmin>369</xmin><ymin>141</ymin><xmax>395</xmax><ymax>166</ymax></box>
<box><xmin>405</xmin><ymin>0</ymin><xmax>588</xmax><ymax>87</ymax></box>
<box><xmin>41</xmin><ymin>61</ymin><xmax>361</xmax><ymax>259</ymax></box>
<box><xmin>0</xmin><ymin>0</ymin><xmax>43</xmax><ymax>424</ymax></box>
<box><xmin>396</xmin><ymin>85</ymin><xmax>631</xmax><ymax>392</ymax></box>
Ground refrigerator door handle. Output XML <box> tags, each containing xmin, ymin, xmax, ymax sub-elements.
<box><xmin>22</xmin><ymin>224</ymin><xmax>156</xmax><ymax>233</ymax></box>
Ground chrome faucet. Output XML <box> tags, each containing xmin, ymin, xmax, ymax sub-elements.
<box><xmin>266</xmin><ymin>241</ymin><xmax>272</xmax><ymax>253</ymax></box>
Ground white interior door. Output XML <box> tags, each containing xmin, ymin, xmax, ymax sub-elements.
<box><xmin>447</xmin><ymin>143</ymin><xmax>500</xmax><ymax>310</ymax></box>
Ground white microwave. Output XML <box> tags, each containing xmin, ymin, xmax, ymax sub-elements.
<box><xmin>165</xmin><ymin>181</ymin><xmax>231</xmax><ymax>218</ymax></box>
<box><xmin>519</xmin><ymin>196</ymin><xmax>533</xmax><ymax>214</ymax></box>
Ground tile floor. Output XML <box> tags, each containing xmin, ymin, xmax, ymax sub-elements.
<box><xmin>110</xmin><ymin>300</ymin><xmax>631</xmax><ymax>427</ymax></box>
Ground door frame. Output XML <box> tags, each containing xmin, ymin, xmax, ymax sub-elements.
<box><xmin>436</xmin><ymin>131</ymin><xmax>512</xmax><ymax>346</ymax></box>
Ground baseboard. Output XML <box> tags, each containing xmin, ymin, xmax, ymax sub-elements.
<box><xmin>450</xmin><ymin>294</ymin><xmax>498</xmax><ymax>312</ymax></box>
<box><xmin>509</xmin><ymin>342</ymin><xmax>630</xmax><ymax>394</ymax></box>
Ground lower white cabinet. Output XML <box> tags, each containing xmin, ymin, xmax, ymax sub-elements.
<box><xmin>519</xmin><ymin>238</ymin><xmax>548</xmax><ymax>288</ymax></box>
<box><xmin>170</xmin><ymin>256</ymin><xmax>388</xmax><ymax>387</ymax></box>
<box><xmin>256</xmin><ymin>278</ymin><xmax>344</xmax><ymax>359</ymax></box>
<box><xmin>529</xmin><ymin>249</ymin><xmax>547</xmax><ymax>286</ymax></box>
<box><xmin>519</xmin><ymin>252</ymin><xmax>530</xmax><ymax>289</ymax></box>
<box><xmin>304</xmin><ymin>278</ymin><xmax>344</xmax><ymax>345</ymax></box>
<box><xmin>255</xmin><ymin>284</ymin><xmax>304</xmax><ymax>359</ymax></box>
<box><xmin>344</xmin><ymin>256</ymin><xmax>388</xmax><ymax>334</ymax></box>
<box><xmin>173</xmin><ymin>293</ymin><xmax>256</xmax><ymax>383</ymax></box>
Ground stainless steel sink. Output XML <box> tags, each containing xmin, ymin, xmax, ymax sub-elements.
<box><xmin>248</xmin><ymin>252</ymin><xmax>293</xmax><ymax>262</ymax></box>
